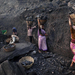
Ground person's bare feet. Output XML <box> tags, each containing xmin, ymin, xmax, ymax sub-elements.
<box><xmin>45</xmin><ymin>51</ymin><xmax>47</xmax><ymax>53</ymax></box>
<box><xmin>70</xmin><ymin>61</ymin><xmax>74</xmax><ymax>67</ymax></box>
<box><xmin>38</xmin><ymin>50</ymin><xmax>41</xmax><ymax>53</ymax></box>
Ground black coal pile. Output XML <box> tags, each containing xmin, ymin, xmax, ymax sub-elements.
<box><xmin>36</xmin><ymin>14</ymin><xmax>47</xmax><ymax>20</ymax></box>
<box><xmin>26</xmin><ymin>16</ymin><xmax>33</xmax><ymax>21</ymax></box>
<box><xmin>4</xmin><ymin>44</ymin><xmax>14</xmax><ymax>49</ymax></box>
<box><xmin>21</xmin><ymin>61</ymin><xmax>33</xmax><ymax>66</ymax></box>
<box><xmin>0</xmin><ymin>0</ymin><xmax>75</xmax><ymax>58</ymax></box>
<box><xmin>0</xmin><ymin>0</ymin><xmax>75</xmax><ymax>75</ymax></box>
<box><xmin>21</xmin><ymin>51</ymin><xmax>74</xmax><ymax>75</ymax></box>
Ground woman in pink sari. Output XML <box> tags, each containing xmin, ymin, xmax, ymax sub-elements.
<box><xmin>38</xmin><ymin>27</ymin><xmax>47</xmax><ymax>53</ymax></box>
<box><xmin>37</xmin><ymin>19</ymin><xmax>47</xmax><ymax>53</ymax></box>
<box><xmin>69</xmin><ymin>17</ymin><xmax>75</xmax><ymax>67</ymax></box>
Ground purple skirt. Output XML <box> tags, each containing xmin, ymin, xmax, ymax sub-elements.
<box><xmin>38</xmin><ymin>35</ymin><xmax>47</xmax><ymax>51</ymax></box>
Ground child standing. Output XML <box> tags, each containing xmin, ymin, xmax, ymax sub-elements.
<box><xmin>27</xmin><ymin>25</ymin><xmax>36</xmax><ymax>43</ymax></box>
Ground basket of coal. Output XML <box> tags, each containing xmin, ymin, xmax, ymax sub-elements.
<box><xmin>19</xmin><ymin>56</ymin><xmax>34</xmax><ymax>69</ymax></box>
<box><xmin>26</xmin><ymin>16</ymin><xmax>33</xmax><ymax>26</ymax></box>
<box><xmin>37</xmin><ymin>15</ymin><xmax>47</xmax><ymax>25</ymax></box>
<box><xmin>70</xmin><ymin>13</ymin><xmax>75</xmax><ymax>23</ymax></box>
<box><xmin>3</xmin><ymin>44</ymin><xmax>16</xmax><ymax>52</ymax></box>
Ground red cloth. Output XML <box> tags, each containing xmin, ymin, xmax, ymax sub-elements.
<box><xmin>71</xmin><ymin>39</ymin><xmax>75</xmax><ymax>43</ymax></box>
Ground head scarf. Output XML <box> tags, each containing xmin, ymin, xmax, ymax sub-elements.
<box><xmin>12</xmin><ymin>27</ymin><xmax>16</xmax><ymax>30</ymax></box>
<box><xmin>12</xmin><ymin>27</ymin><xmax>17</xmax><ymax>32</ymax></box>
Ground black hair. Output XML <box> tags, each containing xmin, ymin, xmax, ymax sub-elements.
<box><xmin>28</xmin><ymin>25</ymin><xmax>31</xmax><ymax>29</ymax></box>
<box><xmin>13</xmin><ymin>29</ymin><xmax>17</xmax><ymax>32</ymax></box>
<box><xmin>39</xmin><ymin>28</ymin><xmax>42</xmax><ymax>35</ymax></box>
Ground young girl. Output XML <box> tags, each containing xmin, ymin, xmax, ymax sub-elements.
<box><xmin>27</xmin><ymin>25</ymin><xmax>36</xmax><ymax>43</ymax></box>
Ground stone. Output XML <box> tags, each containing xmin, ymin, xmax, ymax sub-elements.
<box><xmin>68</xmin><ymin>1</ymin><xmax>75</xmax><ymax>10</ymax></box>
<box><xmin>0</xmin><ymin>1</ymin><xmax>75</xmax><ymax>75</ymax></box>
<box><xmin>59</xmin><ymin>3</ymin><xmax>67</xmax><ymax>7</ymax></box>
<box><xmin>30</xmin><ymin>50</ymin><xmax>37</xmax><ymax>55</ymax></box>
<box><xmin>64</xmin><ymin>70</ymin><xmax>72</xmax><ymax>75</ymax></box>
<box><xmin>0</xmin><ymin>65</ymin><xmax>5</xmax><ymax>75</ymax></box>
<box><xmin>42</xmin><ymin>52</ymin><xmax>53</xmax><ymax>58</ymax></box>
<box><xmin>0</xmin><ymin>60</ymin><xmax>27</xmax><ymax>75</ymax></box>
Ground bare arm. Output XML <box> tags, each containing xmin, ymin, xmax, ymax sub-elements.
<box><xmin>69</xmin><ymin>17</ymin><xmax>73</xmax><ymax>33</ymax></box>
<box><xmin>31</xmin><ymin>26</ymin><xmax>36</xmax><ymax>29</ymax></box>
<box><xmin>69</xmin><ymin>17</ymin><xmax>72</xmax><ymax>26</ymax></box>
<box><xmin>37</xmin><ymin>19</ymin><xmax>40</xmax><ymax>27</ymax></box>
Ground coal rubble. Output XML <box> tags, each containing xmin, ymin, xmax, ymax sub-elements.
<box><xmin>0</xmin><ymin>41</ymin><xmax>75</xmax><ymax>75</ymax></box>
<box><xmin>0</xmin><ymin>0</ymin><xmax>75</xmax><ymax>75</ymax></box>
<box><xmin>25</xmin><ymin>52</ymin><xmax>74</xmax><ymax>75</ymax></box>
<box><xmin>4</xmin><ymin>44</ymin><xmax>14</xmax><ymax>49</ymax></box>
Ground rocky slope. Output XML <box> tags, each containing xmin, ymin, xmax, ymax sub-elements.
<box><xmin>0</xmin><ymin>0</ymin><xmax>75</xmax><ymax>58</ymax></box>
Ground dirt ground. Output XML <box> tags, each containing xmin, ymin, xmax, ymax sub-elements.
<box><xmin>10</xmin><ymin>49</ymin><xmax>75</xmax><ymax>75</ymax></box>
<box><xmin>0</xmin><ymin>0</ymin><xmax>75</xmax><ymax>75</ymax></box>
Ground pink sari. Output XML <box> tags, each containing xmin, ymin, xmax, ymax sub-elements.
<box><xmin>70</xmin><ymin>42</ymin><xmax>75</xmax><ymax>62</ymax></box>
<box><xmin>38</xmin><ymin>29</ymin><xmax>47</xmax><ymax>51</ymax></box>
<box><xmin>38</xmin><ymin>35</ymin><xmax>47</xmax><ymax>51</ymax></box>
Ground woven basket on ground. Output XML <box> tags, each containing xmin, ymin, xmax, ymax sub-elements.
<box><xmin>3</xmin><ymin>44</ymin><xmax>16</xmax><ymax>52</ymax></box>
<box><xmin>19</xmin><ymin>56</ymin><xmax>34</xmax><ymax>69</ymax></box>
<box><xmin>70</xmin><ymin>14</ymin><xmax>75</xmax><ymax>23</ymax></box>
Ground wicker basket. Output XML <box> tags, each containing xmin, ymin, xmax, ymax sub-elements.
<box><xmin>26</xmin><ymin>21</ymin><xmax>33</xmax><ymax>26</ymax></box>
<box><xmin>39</xmin><ymin>19</ymin><xmax>47</xmax><ymax>25</ymax></box>
<box><xmin>70</xmin><ymin>14</ymin><xmax>75</xmax><ymax>23</ymax></box>
<box><xmin>3</xmin><ymin>44</ymin><xmax>16</xmax><ymax>52</ymax></box>
<box><xmin>19</xmin><ymin>56</ymin><xmax>34</xmax><ymax>69</ymax></box>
